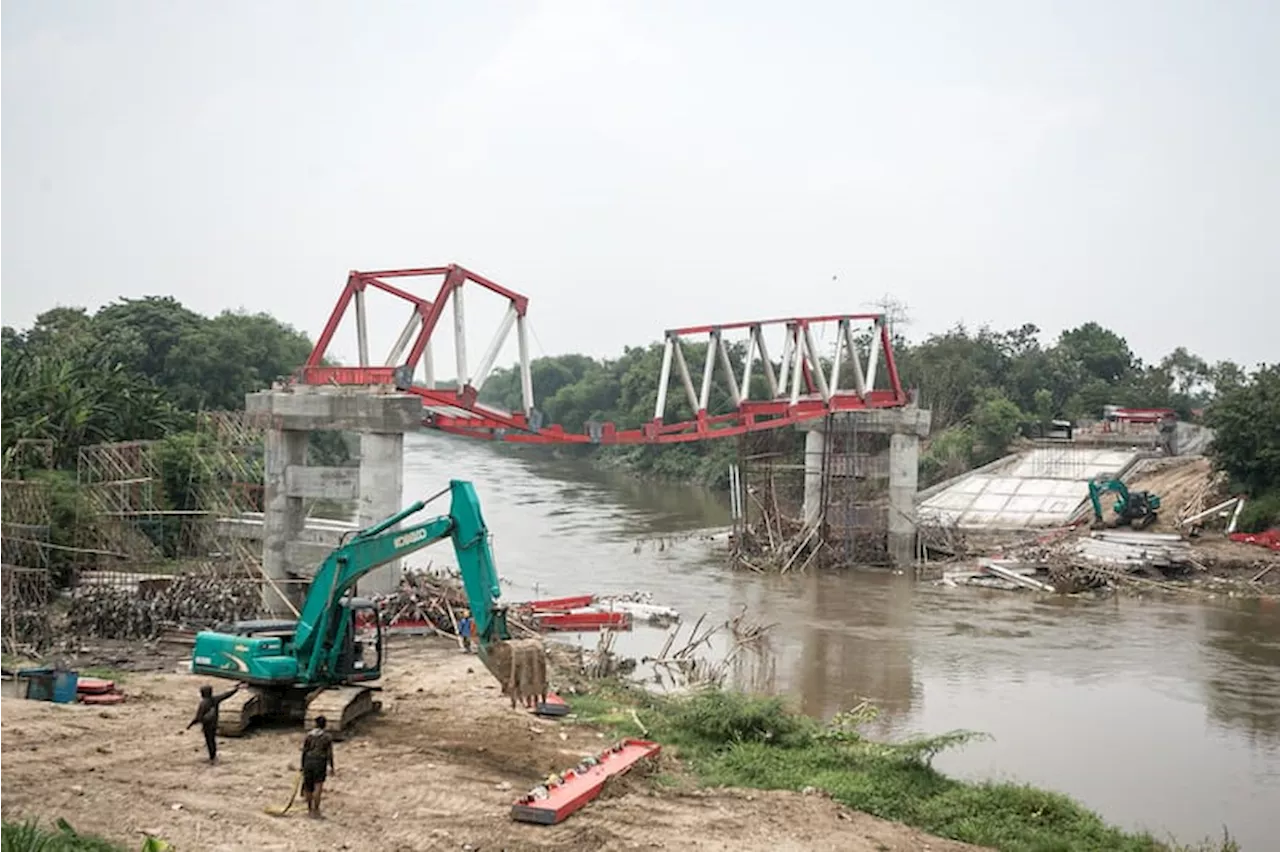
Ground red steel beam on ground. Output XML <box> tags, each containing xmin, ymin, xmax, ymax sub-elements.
<box><xmin>518</xmin><ymin>595</ymin><xmax>596</xmax><ymax>612</ymax></box>
<box><xmin>534</xmin><ymin>611</ymin><xmax>631</xmax><ymax>631</ymax></box>
<box><xmin>511</xmin><ymin>739</ymin><xmax>662</xmax><ymax>825</ymax></box>
<box><xmin>299</xmin><ymin>264</ymin><xmax>912</xmax><ymax>445</ymax></box>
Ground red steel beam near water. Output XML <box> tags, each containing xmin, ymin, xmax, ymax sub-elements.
<box><xmin>298</xmin><ymin>264</ymin><xmax>910</xmax><ymax>444</ymax></box>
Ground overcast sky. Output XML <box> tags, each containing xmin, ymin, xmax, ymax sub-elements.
<box><xmin>3</xmin><ymin>0</ymin><xmax>1277</xmax><ymax>377</ymax></box>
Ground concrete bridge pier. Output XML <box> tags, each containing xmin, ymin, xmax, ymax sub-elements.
<box><xmin>247</xmin><ymin>387</ymin><xmax>422</xmax><ymax>616</ymax></box>
<box><xmin>800</xmin><ymin>406</ymin><xmax>932</xmax><ymax>567</ymax></box>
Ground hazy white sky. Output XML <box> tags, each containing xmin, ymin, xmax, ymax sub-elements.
<box><xmin>3</xmin><ymin>0</ymin><xmax>1277</xmax><ymax>377</ymax></box>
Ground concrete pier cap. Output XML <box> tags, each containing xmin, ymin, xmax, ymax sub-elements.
<box><xmin>796</xmin><ymin>406</ymin><xmax>932</xmax><ymax>438</ymax></box>
<box><xmin>246</xmin><ymin>384</ymin><xmax>423</xmax><ymax>433</ymax></box>
<box><xmin>798</xmin><ymin>405</ymin><xmax>932</xmax><ymax>567</ymax></box>
<box><xmin>250</xmin><ymin>385</ymin><xmax>422</xmax><ymax>615</ymax></box>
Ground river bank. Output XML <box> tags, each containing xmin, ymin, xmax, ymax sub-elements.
<box><xmin>403</xmin><ymin>432</ymin><xmax>1280</xmax><ymax>851</ymax></box>
<box><xmin>565</xmin><ymin>680</ymin><xmax>1239</xmax><ymax>852</ymax></box>
<box><xmin>0</xmin><ymin>638</ymin><xmax>992</xmax><ymax>852</ymax></box>
<box><xmin>0</xmin><ymin>637</ymin><xmax>1240</xmax><ymax>852</ymax></box>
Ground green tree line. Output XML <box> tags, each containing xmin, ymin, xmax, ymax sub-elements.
<box><xmin>1</xmin><ymin>297</ymin><xmax>350</xmax><ymax>584</ymax></box>
<box><xmin>1</xmin><ymin>297</ymin><xmax>324</xmax><ymax>459</ymax></box>
<box><xmin>479</xmin><ymin>320</ymin><xmax>1278</xmax><ymax>529</ymax></box>
<box><xmin>480</xmin><ymin>320</ymin><xmax>1225</xmax><ymax>480</ymax></box>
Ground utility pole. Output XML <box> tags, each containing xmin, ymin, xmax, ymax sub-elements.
<box><xmin>865</xmin><ymin>293</ymin><xmax>911</xmax><ymax>338</ymax></box>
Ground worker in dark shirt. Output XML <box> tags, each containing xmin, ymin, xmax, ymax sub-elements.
<box><xmin>185</xmin><ymin>682</ymin><xmax>245</xmax><ymax>763</ymax></box>
<box><xmin>300</xmin><ymin>715</ymin><xmax>336</xmax><ymax>818</ymax></box>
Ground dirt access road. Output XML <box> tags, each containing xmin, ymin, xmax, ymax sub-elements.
<box><xmin>1</xmin><ymin>637</ymin><xmax>986</xmax><ymax>852</ymax></box>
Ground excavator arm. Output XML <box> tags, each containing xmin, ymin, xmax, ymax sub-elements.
<box><xmin>1087</xmin><ymin>477</ymin><xmax>1158</xmax><ymax>530</ymax></box>
<box><xmin>194</xmin><ymin>480</ymin><xmax>515</xmax><ymax>685</ymax></box>
<box><xmin>1088</xmin><ymin>478</ymin><xmax>1130</xmax><ymax>521</ymax></box>
<box><xmin>292</xmin><ymin>479</ymin><xmax>510</xmax><ymax>682</ymax></box>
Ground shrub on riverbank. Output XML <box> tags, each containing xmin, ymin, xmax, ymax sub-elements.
<box><xmin>0</xmin><ymin>817</ymin><xmax>171</xmax><ymax>851</ymax></box>
<box><xmin>569</xmin><ymin>685</ymin><xmax>1238</xmax><ymax>852</ymax></box>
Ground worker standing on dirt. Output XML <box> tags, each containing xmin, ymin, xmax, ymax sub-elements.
<box><xmin>458</xmin><ymin>609</ymin><xmax>473</xmax><ymax>652</ymax></box>
<box><xmin>185</xmin><ymin>682</ymin><xmax>246</xmax><ymax>763</ymax></box>
<box><xmin>301</xmin><ymin>715</ymin><xmax>336</xmax><ymax>819</ymax></box>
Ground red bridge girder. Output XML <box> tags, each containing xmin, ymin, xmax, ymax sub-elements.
<box><xmin>299</xmin><ymin>264</ymin><xmax>909</xmax><ymax>444</ymax></box>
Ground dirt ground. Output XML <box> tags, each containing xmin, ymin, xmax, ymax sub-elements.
<box><xmin>1187</xmin><ymin>537</ymin><xmax>1280</xmax><ymax>588</ymax></box>
<box><xmin>2</xmin><ymin>637</ymin><xmax>987</xmax><ymax>852</ymax></box>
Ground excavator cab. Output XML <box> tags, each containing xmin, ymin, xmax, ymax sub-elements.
<box><xmin>333</xmin><ymin>596</ymin><xmax>383</xmax><ymax>682</ymax></box>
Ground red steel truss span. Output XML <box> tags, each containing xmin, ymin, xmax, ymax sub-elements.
<box><xmin>299</xmin><ymin>265</ymin><xmax>909</xmax><ymax>444</ymax></box>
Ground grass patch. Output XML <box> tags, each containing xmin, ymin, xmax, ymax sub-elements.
<box><xmin>569</xmin><ymin>683</ymin><xmax>1239</xmax><ymax>852</ymax></box>
<box><xmin>1</xmin><ymin>654</ymin><xmax>41</xmax><ymax>672</ymax></box>
<box><xmin>75</xmin><ymin>667</ymin><xmax>130</xmax><ymax>684</ymax></box>
<box><xmin>0</xmin><ymin>657</ymin><xmax>128</xmax><ymax>685</ymax></box>
<box><xmin>1</xmin><ymin>817</ymin><xmax>172</xmax><ymax>851</ymax></box>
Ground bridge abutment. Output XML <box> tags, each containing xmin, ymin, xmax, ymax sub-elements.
<box><xmin>247</xmin><ymin>386</ymin><xmax>421</xmax><ymax>615</ymax></box>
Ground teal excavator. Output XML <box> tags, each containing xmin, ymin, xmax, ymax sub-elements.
<box><xmin>191</xmin><ymin>480</ymin><xmax>544</xmax><ymax>737</ymax></box>
<box><xmin>1087</xmin><ymin>478</ymin><xmax>1161</xmax><ymax>530</ymax></box>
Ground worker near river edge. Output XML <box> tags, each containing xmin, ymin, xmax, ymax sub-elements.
<box><xmin>301</xmin><ymin>715</ymin><xmax>336</xmax><ymax>819</ymax></box>
<box><xmin>184</xmin><ymin>681</ymin><xmax>246</xmax><ymax>763</ymax></box>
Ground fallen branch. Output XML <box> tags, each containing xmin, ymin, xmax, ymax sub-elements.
<box><xmin>630</xmin><ymin>708</ymin><xmax>649</xmax><ymax>737</ymax></box>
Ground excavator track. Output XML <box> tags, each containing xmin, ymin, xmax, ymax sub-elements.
<box><xmin>216</xmin><ymin>688</ymin><xmax>263</xmax><ymax>737</ymax></box>
<box><xmin>305</xmin><ymin>686</ymin><xmax>381</xmax><ymax>739</ymax></box>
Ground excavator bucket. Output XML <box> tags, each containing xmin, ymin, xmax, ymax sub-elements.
<box><xmin>482</xmin><ymin>638</ymin><xmax>549</xmax><ymax>710</ymax></box>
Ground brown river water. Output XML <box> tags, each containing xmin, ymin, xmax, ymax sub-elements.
<box><xmin>403</xmin><ymin>431</ymin><xmax>1280</xmax><ymax>851</ymax></box>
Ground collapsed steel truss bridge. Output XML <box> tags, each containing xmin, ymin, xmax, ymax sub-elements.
<box><xmin>299</xmin><ymin>265</ymin><xmax>909</xmax><ymax>444</ymax></box>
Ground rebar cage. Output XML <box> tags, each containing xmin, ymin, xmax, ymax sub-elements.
<box><xmin>730</xmin><ymin>416</ymin><xmax>892</xmax><ymax>569</ymax></box>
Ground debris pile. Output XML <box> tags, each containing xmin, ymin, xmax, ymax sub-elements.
<box><xmin>939</xmin><ymin>530</ymin><xmax>1200</xmax><ymax>595</ymax></box>
<box><xmin>597</xmin><ymin>592</ymin><xmax>681</xmax><ymax>628</ymax></box>
<box><xmin>2</xmin><ymin>604</ymin><xmax>54</xmax><ymax>654</ymax></box>
<box><xmin>1072</xmin><ymin>531</ymin><xmax>1194</xmax><ymax>570</ymax></box>
<box><xmin>1</xmin><ymin>567</ymin><xmax>54</xmax><ymax>654</ymax></box>
<box><xmin>731</xmin><ymin>513</ymin><xmax>826</xmax><ymax>574</ymax></box>
<box><xmin>375</xmin><ymin>567</ymin><xmax>459</xmax><ymax>630</ymax></box>
<box><xmin>370</xmin><ymin>572</ymin><xmax>681</xmax><ymax>636</ymax></box>
<box><xmin>541</xmin><ymin>636</ymin><xmax>635</xmax><ymax>688</ymax></box>
<box><xmin>940</xmin><ymin>559</ymin><xmax>1057</xmax><ymax>592</ymax></box>
<box><xmin>367</xmin><ymin>568</ymin><xmax>539</xmax><ymax>638</ymax></box>
<box><xmin>584</xmin><ymin>630</ymin><xmax>637</xmax><ymax>679</ymax></box>
<box><xmin>642</xmin><ymin>607</ymin><xmax>777</xmax><ymax>690</ymax></box>
<box><xmin>67</xmin><ymin>575</ymin><xmax>264</xmax><ymax>640</ymax></box>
